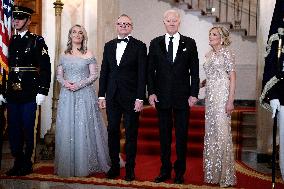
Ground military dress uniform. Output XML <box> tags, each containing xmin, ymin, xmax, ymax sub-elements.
<box><xmin>5</xmin><ymin>6</ymin><xmax>51</xmax><ymax>176</ymax></box>
<box><xmin>260</xmin><ymin>10</ymin><xmax>284</xmax><ymax>179</ymax></box>
<box><xmin>260</xmin><ymin>28</ymin><xmax>284</xmax><ymax>110</ymax></box>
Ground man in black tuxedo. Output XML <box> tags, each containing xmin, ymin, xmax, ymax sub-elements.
<box><xmin>98</xmin><ymin>14</ymin><xmax>147</xmax><ymax>181</ymax></box>
<box><xmin>148</xmin><ymin>9</ymin><xmax>199</xmax><ymax>184</ymax></box>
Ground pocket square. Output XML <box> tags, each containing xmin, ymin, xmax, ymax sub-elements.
<box><xmin>183</xmin><ymin>48</ymin><xmax>187</xmax><ymax>51</ymax></box>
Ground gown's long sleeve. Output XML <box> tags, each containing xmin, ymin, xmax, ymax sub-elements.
<box><xmin>75</xmin><ymin>58</ymin><xmax>98</xmax><ymax>90</ymax></box>
<box><xmin>57</xmin><ymin>57</ymin><xmax>98</xmax><ymax>91</ymax></box>
<box><xmin>57</xmin><ymin>64</ymin><xmax>66</xmax><ymax>87</ymax></box>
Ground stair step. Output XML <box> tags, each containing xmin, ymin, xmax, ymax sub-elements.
<box><xmin>138</xmin><ymin>129</ymin><xmax>205</xmax><ymax>142</ymax></box>
<box><xmin>177</xmin><ymin>2</ymin><xmax>189</xmax><ymax>9</ymax></box>
<box><xmin>241</xmin><ymin>111</ymin><xmax>256</xmax><ymax>122</ymax></box>
<box><xmin>185</xmin><ymin>9</ymin><xmax>203</xmax><ymax>16</ymax></box>
<box><xmin>137</xmin><ymin>140</ymin><xmax>204</xmax><ymax>157</ymax></box>
<box><xmin>241</xmin><ymin>124</ymin><xmax>256</xmax><ymax>135</ymax></box>
<box><xmin>139</xmin><ymin>117</ymin><xmax>205</xmax><ymax>128</ymax></box>
<box><xmin>213</xmin><ymin>22</ymin><xmax>233</xmax><ymax>29</ymax></box>
<box><xmin>140</xmin><ymin>106</ymin><xmax>205</xmax><ymax>119</ymax></box>
<box><xmin>242</xmin><ymin>35</ymin><xmax>257</xmax><ymax>42</ymax></box>
<box><xmin>230</xmin><ymin>28</ymin><xmax>247</xmax><ymax>36</ymax></box>
<box><xmin>241</xmin><ymin>135</ymin><xmax>257</xmax><ymax>147</ymax></box>
<box><xmin>198</xmin><ymin>15</ymin><xmax>218</xmax><ymax>22</ymax></box>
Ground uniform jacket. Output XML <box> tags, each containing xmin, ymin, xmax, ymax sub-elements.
<box><xmin>6</xmin><ymin>31</ymin><xmax>51</xmax><ymax>103</ymax></box>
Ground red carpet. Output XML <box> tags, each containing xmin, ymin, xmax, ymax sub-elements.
<box><xmin>1</xmin><ymin>106</ymin><xmax>283</xmax><ymax>189</ymax></box>
<box><xmin>1</xmin><ymin>156</ymin><xmax>283</xmax><ymax>189</ymax></box>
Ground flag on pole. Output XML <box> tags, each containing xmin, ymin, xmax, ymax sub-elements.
<box><xmin>260</xmin><ymin>0</ymin><xmax>284</xmax><ymax>111</ymax></box>
<box><xmin>0</xmin><ymin>0</ymin><xmax>14</xmax><ymax>83</ymax></box>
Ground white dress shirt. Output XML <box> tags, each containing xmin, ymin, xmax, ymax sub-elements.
<box><xmin>18</xmin><ymin>30</ymin><xmax>28</xmax><ymax>38</ymax></box>
<box><xmin>116</xmin><ymin>36</ymin><xmax>130</xmax><ymax>66</ymax></box>
<box><xmin>165</xmin><ymin>32</ymin><xmax>180</xmax><ymax>62</ymax></box>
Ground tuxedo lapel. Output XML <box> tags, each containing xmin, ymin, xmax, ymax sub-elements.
<box><xmin>109</xmin><ymin>41</ymin><xmax>117</xmax><ymax>66</ymax></box>
<box><xmin>119</xmin><ymin>37</ymin><xmax>132</xmax><ymax>66</ymax></box>
<box><xmin>159</xmin><ymin>36</ymin><xmax>167</xmax><ymax>55</ymax></box>
<box><xmin>174</xmin><ymin>35</ymin><xmax>186</xmax><ymax>63</ymax></box>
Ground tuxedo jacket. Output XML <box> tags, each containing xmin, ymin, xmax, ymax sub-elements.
<box><xmin>147</xmin><ymin>34</ymin><xmax>200</xmax><ymax>109</ymax></box>
<box><xmin>99</xmin><ymin>36</ymin><xmax>147</xmax><ymax>110</ymax></box>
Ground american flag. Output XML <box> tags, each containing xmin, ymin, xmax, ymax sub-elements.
<box><xmin>0</xmin><ymin>0</ymin><xmax>13</xmax><ymax>83</ymax></box>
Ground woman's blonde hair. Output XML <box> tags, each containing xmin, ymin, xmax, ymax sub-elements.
<box><xmin>64</xmin><ymin>24</ymin><xmax>88</xmax><ymax>54</ymax></box>
<box><xmin>210</xmin><ymin>26</ymin><xmax>231</xmax><ymax>46</ymax></box>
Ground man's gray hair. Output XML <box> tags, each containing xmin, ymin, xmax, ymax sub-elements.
<box><xmin>163</xmin><ymin>9</ymin><xmax>181</xmax><ymax>21</ymax></box>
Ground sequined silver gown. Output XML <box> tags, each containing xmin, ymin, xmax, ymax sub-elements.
<box><xmin>54</xmin><ymin>55</ymin><xmax>110</xmax><ymax>177</ymax></box>
<box><xmin>203</xmin><ymin>47</ymin><xmax>237</xmax><ymax>187</ymax></box>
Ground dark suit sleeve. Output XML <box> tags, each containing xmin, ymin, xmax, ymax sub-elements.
<box><xmin>98</xmin><ymin>44</ymin><xmax>109</xmax><ymax>98</ymax></box>
<box><xmin>147</xmin><ymin>40</ymin><xmax>156</xmax><ymax>95</ymax></box>
<box><xmin>136</xmin><ymin>42</ymin><xmax>147</xmax><ymax>100</ymax></box>
<box><xmin>188</xmin><ymin>39</ymin><xmax>199</xmax><ymax>97</ymax></box>
<box><xmin>36</xmin><ymin>36</ymin><xmax>51</xmax><ymax>95</ymax></box>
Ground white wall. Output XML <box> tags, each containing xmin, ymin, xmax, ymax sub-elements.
<box><xmin>41</xmin><ymin>1</ymin><xmax>55</xmax><ymax>138</ymax></box>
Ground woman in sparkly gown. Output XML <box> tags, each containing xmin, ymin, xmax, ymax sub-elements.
<box><xmin>202</xmin><ymin>26</ymin><xmax>237</xmax><ymax>187</ymax></box>
<box><xmin>54</xmin><ymin>25</ymin><xmax>110</xmax><ymax>177</ymax></box>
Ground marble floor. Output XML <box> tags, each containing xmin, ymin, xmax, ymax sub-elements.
<box><xmin>0</xmin><ymin>150</ymin><xmax>282</xmax><ymax>189</ymax></box>
<box><xmin>0</xmin><ymin>180</ymin><xmax>136</xmax><ymax>189</ymax></box>
<box><xmin>241</xmin><ymin>151</ymin><xmax>278</xmax><ymax>175</ymax></box>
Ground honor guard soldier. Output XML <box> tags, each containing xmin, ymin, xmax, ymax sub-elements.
<box><xmin>0</xmin><ymin>5</ymin><xmax>51</xmax><ymax>176</ymax></box>
<box><xmin>260</xmin><ymin>0</ymin><xmax>284</xmax><ymax>182</ymax></box>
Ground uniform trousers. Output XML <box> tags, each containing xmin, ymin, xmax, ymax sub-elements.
<box><xmin>278</xmin><ymin>106</ymin><xmax>284</xmax><ymax>180</ymax></box>
<box><xmin>7</xmin><ymin>101</ymin><xmax>37</xmax><ymax>170</ymax></box>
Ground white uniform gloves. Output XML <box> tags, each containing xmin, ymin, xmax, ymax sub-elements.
<box><xmin>270</xmin><ymin>99</ymin><xmax>281</xmax><ymax>118</ymax></box>
<box><xmin>0</xmin><ymin>94</ymin><xmax>6</xmax><ymax>105</ymax></box>
<box><xmin>36</xmin><ymin>94</ymin><xmax>46</xmax><ymax>105</ymax></box>
<box><xmin>0</xmin><ymin>94</ymin><xmax>45</xmax><ymax>105</ymax></box>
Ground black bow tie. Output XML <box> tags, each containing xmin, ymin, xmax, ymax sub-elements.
<box><xmin>117</xmin><ymin>38</ymin><xmax>129</xmax><ymax>43</ymax></box>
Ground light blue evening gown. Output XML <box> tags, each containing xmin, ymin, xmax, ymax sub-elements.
<box><xmin>54</xmin><ymin>55</ymin><xmax>110</xmax><ymax>177</ymax></box>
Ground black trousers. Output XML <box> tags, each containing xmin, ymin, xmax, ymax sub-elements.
<box><xmin>106</xmin><ymin>93</ymin><xmax>139</xmax><ymax>171</ymax></box>
<box><xmin>157</xmin><ymin>107</ymin><xmax>189</xmax><ymax>176</ymax></box>
<box><xmin>7</xmin><ymin>101</ymin><xmax>37</xmax><ymax>169</ymax></box>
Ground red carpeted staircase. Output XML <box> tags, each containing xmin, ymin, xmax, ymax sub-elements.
<box><xmin>137</xmin><ymin>106</ymin><xmax>205</xmax><ymax>157</ymax></box>
<box><xmin>137</xmin><ymin>105</ymin><xmax>258</xmax><ymax>160</ymax></box>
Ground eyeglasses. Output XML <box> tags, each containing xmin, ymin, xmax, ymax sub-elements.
<box><xmin>116</xmin><ymin>22</ymin><xmax>132</xmax><ymax>27</ymax></box>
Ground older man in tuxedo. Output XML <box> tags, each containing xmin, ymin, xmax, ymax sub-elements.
<box><xmin>147</xmin><ymin>9</ymin><xmax>199</xmax><ymax>184</ymax></box>
<box><xmin>98</xmin><ymin>14</ymin><xmax>147</xmax><ymax>181</ymax></box>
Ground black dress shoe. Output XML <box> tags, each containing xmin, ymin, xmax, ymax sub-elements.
<box><xmin>174</xmin><ymin>175</ymin><xmax>184</xmax><ymax>184</ymax></box>
<box><xmin>6</xmin><ymin>167</ymin><xmax>20</xmax><ymax>176</ymax></box>
<box><xmin>154</xmin><ymin>173</ymin><xmax>171</xmax><ymax>183</ymax></box>
<box><xmin>17</xmin><ymin>166</ymin><xmax>33</xmax><ymax>176</ymax></box>
<box><xmin>125</xmin><ymin>170</ymin><xmax>135</xmax><ymax>181</ymax></box>
<box><xmin>106</xmin><ymin>167</ymin><xmax>120</xmax><ymax>179</ymax></box>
